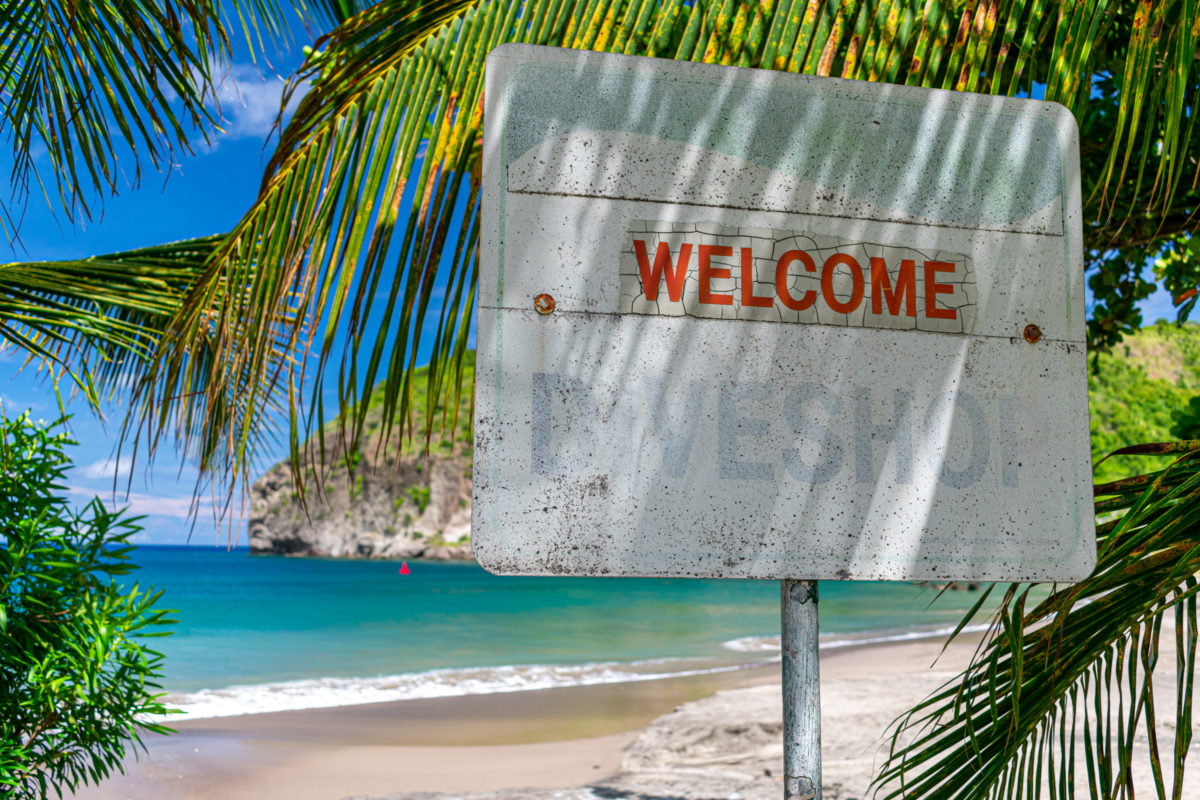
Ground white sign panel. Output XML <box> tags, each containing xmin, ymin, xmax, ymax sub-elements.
<box><xmin>474</xmin><ymin>44</ymin><xmax>1096</xmax><ymax>582</ymax></box>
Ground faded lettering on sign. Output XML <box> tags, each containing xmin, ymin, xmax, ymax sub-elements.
<box><xmin>620</xmin><ymin>221</ymin><xmax>976</xmax><ymax>333</ymax></box>
<box><xmin>531</xmin><ymin>374</ymin><xmax>1019</xmax><ymax>491</ymax></box>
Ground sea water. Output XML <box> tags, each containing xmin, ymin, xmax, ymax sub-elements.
<box><xmin>130</xmin><ymin>546</ymin><xmax>998</xmax><ymax>719</ymax></box>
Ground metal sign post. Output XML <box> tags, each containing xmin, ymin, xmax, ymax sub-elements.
<box><xmin>782</xmin><ymin>580</ymin><xmax>820</xmax><ymax>799</ymax></box>
<box><xmin>476</xmin><ymin>44</ymin><xmax>1092</xmax><ymax>798</ymax></box>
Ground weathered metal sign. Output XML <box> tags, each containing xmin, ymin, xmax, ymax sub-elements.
<box><xmin>474</xmin><ymin>44</ymin><xmax>1095</xmax><ymax>582</ymax></box>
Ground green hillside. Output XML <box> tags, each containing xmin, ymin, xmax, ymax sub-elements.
<box><xmin>1089</xmin><ymin>321</ymin><xmax>1200</xmax><ymax>484</ymax></box>
<box><xmin>318</xmin><ymin>351</ymin><xmax>476</xmax><ymax>463</ymax></box>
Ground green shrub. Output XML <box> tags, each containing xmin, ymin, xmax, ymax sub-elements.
<box><xmin>1171</xmin><ymin>395</ymin><xmax>1200</xmax><ymax>440</ymax></box>
<box><xmin>1090</xmin><ymin>322</ymin><xmax>1200</xmax><ymax>483</ymax></box>
<box><xmin>409</xmin><ymin>486</ymin><xmax>431</xmax><ymax>514</ymax></box>
<box><xmin>0</xmin><ymin>414</ymin><xmax>175</xmax><ymax>799</ymax></box>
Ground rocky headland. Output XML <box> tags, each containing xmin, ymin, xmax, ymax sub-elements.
<box><xmin>248</xmin><ymin>358</ymin><xmax>475</xmax><ymax>560</ymax></box>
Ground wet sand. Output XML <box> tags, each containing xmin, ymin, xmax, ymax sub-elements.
<box><xmin>71</xmin><ymin>662</ymin><xmax>782</xmax><ymax>799</ymax></box>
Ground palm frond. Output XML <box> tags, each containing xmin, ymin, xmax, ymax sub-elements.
<box><xmin>0</xmin><ymin>0</ymin><xmax>351</xmax><ymax>231</ymax></box>
<box><xmin>152</xmin><ymin>0</ymin><xmax>482</xmax><ymax>492</ymax></box>
<box><xmin>105</xmin><ymin>237</ymin><xmax>301</xmax><ymax>528</ymax></box>
<box><xmin>0</xmin><ymin>236</ymin><xmax>293</xmax><ymax>530</ymax></box>
<box><xmin>0</xmin><ymin>236</ymin><xmax>221</xmax><ymax>407</ymax></box>
<box><xmin>301</xmin><ymin>0</ymin><xmax>376</xmax><ymax>27</ymax></box>
<box><xmin>152</xmin><ymin>0</ymin><xmax>1200</xmax><ymax>494</ymax></box>
<box><xmin>224</xmin><ymin>0</ymin><xmax>367</xmax><ymax>58</ymax></box>
<box><xmin>875</xmin><ymin>442</ymin><xmax>1200</xmax><ymax>800</ymax></box>
<box><xmin>0</xmin><ymin>0</ymin><xmax>229</xmax><ymax>229</ymax></box>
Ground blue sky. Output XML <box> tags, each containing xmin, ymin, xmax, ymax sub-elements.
<box><xmin>0</xmin><ymin>36</ymin><xmax>1183</xmax><ymax>546</ymax></box>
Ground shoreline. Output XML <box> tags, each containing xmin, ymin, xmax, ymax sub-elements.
<box><xmin>74</xmin><ymin>630</ymin><xmax>1196</xmax><ymax>800</ymax></box>
<box><xmin>161</xmin><ymin>620</ymin><xmax>992</xmax><ymax>721</ymax></box>
<box><xmin>71</xmin><ymin>636</ymin><xmax>975</xmax><ymax>800</ymax></box>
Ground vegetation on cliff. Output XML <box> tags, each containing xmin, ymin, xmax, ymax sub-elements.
<box><xmin>249</xmin><ymin>354</ymin><xmax>475</xmax><ymax>558</ymax></box>
<box><xmin>1089</xmin><ymin>321</ymin><xmax>1200</xmax><ymax>484</ymax></box>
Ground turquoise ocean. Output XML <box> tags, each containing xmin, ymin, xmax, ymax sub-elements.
<box><xmin>135</xmin><ymin>546</ymin><xmax>995</xmax><ymax>720</ymax></box>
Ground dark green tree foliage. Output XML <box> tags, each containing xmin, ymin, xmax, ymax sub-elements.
<box><xmin>0</xmin><ymin>414</ymin><xmax>174</xmax><ymax>799</ymax></box>
<box><xmin>1088</xmin><ymin>322</ymin><xmax>1200</xmax><ymax>483</ymax></box>
<box><xmin>1173</xmin><ymin>397</ymin><xmax>1200</xmax><ymax>441</ymax></box>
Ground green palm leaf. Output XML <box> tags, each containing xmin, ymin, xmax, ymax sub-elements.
<box><xmin>0</xmin><ymin>236</ymin><xmax>293</xmax><ymax>526</ymax></box>
<box><xmin>0</xmin><ymin>0</ymin><xmax>349</xmax><ymax>230</ymax></box>
<box><xmin>0</xmin><ymin>236</ymin><xmax>221</xmax><ymax>407</ymax></box>
<box><xmin>0</xmin><ymin>0</ymin><xmax>227</xmax><ymax>229</ymax></box>
<box><xmin>150</xmin><ymin>0</ymin><xmax>1200</xmax><ymax>494</ymax></box>
<box><xmin>875</xmin><ymin>442</ymin><xmax>1200</xmax><ymax>799</ymax></box>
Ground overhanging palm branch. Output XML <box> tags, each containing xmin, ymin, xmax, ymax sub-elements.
<box><xmin>146</xmin><ymin>0</ymin><xmax>1200</xmax><ymax>497</ymax></box>
<box><xmin>0</xmin><ymin>236</ymin><xmax>222</xmax><ymax>408</ymax></box>
<box><xmin>0</xmin><ymin>237</ymin><xmax>295</xmax><ymax>523</ymax></box>
<box><xmin>116</xmin><ymin>240</ymin><xmax>303</xmax><ymax>525</ymax></box>
<box><xmin>0</xmin><ymin>0</ymin><xmax>227</xmax><ymax>232</ymax></box>
<box><xmin>0</xmin><ymin>0</ymin><xmax>352</xmax><ymax>234</ymax></box>
<box><xmin>875</xmin><ymin>441</ymin><xmax>1200</xmax><ymax>799</ymax></box>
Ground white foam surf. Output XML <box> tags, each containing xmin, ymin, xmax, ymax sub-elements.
<box><xmin>161</xmin><ymin>626</ymin><xmax>991</xmax><ymax>721</ymax></box>
<box><xmin>722</xmin><ymin>622</ymin><xmax>993</xmax><ymax>654</ymax></box>
<box><xmin>159</xmin><ymin>657</ymin><xmax>770</xmax><ymax>720</ymax></box>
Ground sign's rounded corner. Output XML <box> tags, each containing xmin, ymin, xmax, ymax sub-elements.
<box><xmin>1060</xmin><ymin>552</ymin><xmax>1099</xmax><ymax>584</ymax></box>
<box><xmin>1040</xmin><ymin>99</ymin><xmax>1082</xmax><ymax>146</ymax></box>
<box><xmin>471</xmin><ymin>537</ymin><xmax>508</xmax><ymax>576</ymax></box>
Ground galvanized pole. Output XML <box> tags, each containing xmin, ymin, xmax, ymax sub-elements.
<box><xmin>781</xmin><ymin>579</ymin><xmax>821</xmax><ymax>800</ymax></box>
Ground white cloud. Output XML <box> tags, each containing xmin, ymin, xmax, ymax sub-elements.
<box><xmin>68</xmin><ymin>486</ymin><xmax>214</xmax><ymax>520</ymax></box>
<box><xmin>210</xmin><ymin>64</ymin><xmax>309</xmax><ymax>141</ymax></box>
<box><xmin>0</xmin><ymin>394</ymin><xmax>40</xmax><ymax>412</ymax></box>
<box><xmin>79</xmin><ymin>456</ymin><xmax>133</xmax><ymax>480</ymax></box>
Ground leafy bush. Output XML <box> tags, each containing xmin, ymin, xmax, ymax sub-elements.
<box><xmin>0</xmin><ymin>414</ymin><xmax>175</xmax><ymax>798</ymax></box>
<box><xmin>1171</xmin><ymin>395</ymin><xmax>1200</xmax><ymax>440</ymax></box>
<box><xmin>1089</xmin><ymin>321</ymin><xmax>1200</xmax><ymax>483</ymax></box>
<box><xmin>409</xmin><ymin>485</ymin><xmax>431</xmax><ymax>514</ymax></box>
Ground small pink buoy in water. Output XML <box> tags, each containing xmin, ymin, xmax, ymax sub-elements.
<box><xmin>399</xmin><ymin>562</ymin><xmax>410</xmax><ymax>575</ymax></box>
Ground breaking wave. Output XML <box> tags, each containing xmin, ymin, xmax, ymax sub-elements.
<box><xmin>721</xmin><ymin>622</ymin><xmax>992</xmax><ymax>654</ymax></box>
<box><xmin>160</xmin><ymin>656</ymin><xmax>773</xmax><ymax>720</ymax></box>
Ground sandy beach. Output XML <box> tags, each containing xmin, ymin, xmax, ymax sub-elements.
<box><xmin>73</xmin><ymin>633</ymin><xmax>1198</xmax><ymax>800</ymax></box>
<box><xmin>71</xmin><ymin>661</ymin><xmax>780</xmax><ymax>800</ymax></box>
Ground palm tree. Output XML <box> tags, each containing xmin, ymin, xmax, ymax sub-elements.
<box><xmin>1</xmin><ymin>1</ymin><xmax>1199</xmax><ymax>797</ymax></box>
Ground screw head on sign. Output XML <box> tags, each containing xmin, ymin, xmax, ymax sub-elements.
<box><xmin>1023</xmin><ymin>324</ymin><xmax>1042</xmax><ymax>344</ymax></box>
<box><xmin>534</xmin><ymin>293</ymin><xmax>556</xmax><ymax>315</ymax></box>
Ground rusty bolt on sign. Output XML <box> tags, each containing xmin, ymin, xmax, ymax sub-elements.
<box><xmin>1023</xmin><ymin>324</ymin><xmax>1042</xmax><ymax>343</ymax></box>
<box><xmin>534</xmin><ymin>293</ymin><xmax>556</xmax><ymax>315</ymax></box>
